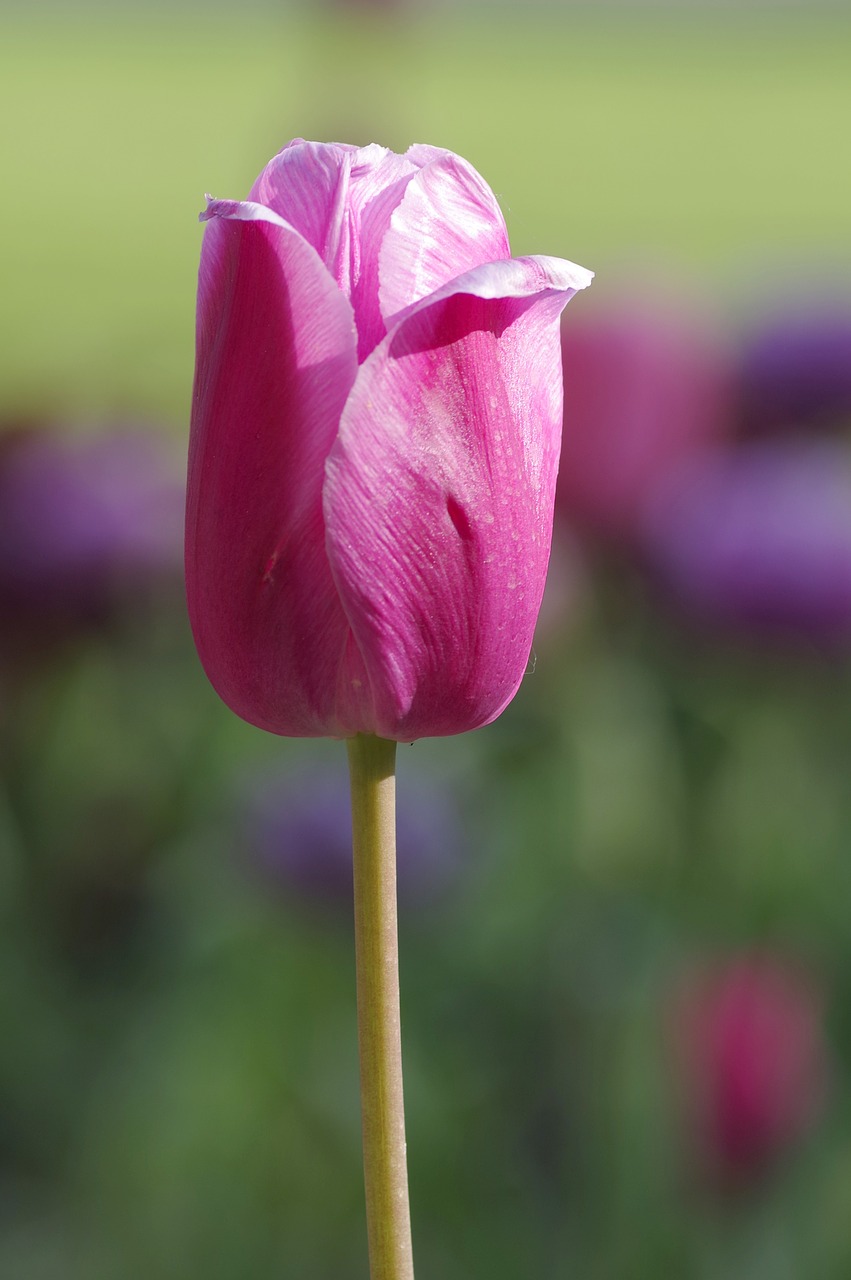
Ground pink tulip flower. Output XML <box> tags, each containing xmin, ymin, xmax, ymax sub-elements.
<box><xmin>186</xmin><ymin>140</ymin><xmax>592</xmax><ymax>740</ymax></box>
<box><xmin>670</xmin><ymin>953</ymin><xmax>828</xmax><ymax>1186</ymax></box>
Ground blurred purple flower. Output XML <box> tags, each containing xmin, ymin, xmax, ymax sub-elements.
<box><xmin>556</xmin><ymin>302</ymin><xmax>731</xmax><ymax>545</ymax></box>
<box><xmin>240</xmin><ymin>767</ymin><xmax>461</xmax><ymax>908</ymax></box>
<box><xmin>642</xmin><ymin>439</ymin><xmax>851</xmax><ymax>649</ymax></box>
<box><xmin>670</xmin><ymin>952</ymin><xmax>828</xmax><ymax>1185</ymax></box>
<box><xmin>738</xmin><ymin>309</ymin><xmax>851</xmax><ymax>437</ymax></box>
<box><xmin>0</xmin><ymin>425</ymin><xmax>184</xmax><ymax>631</ymax></box>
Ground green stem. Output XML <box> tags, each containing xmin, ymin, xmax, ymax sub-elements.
<box><xmin>346</xmin><ymin>734</ymin><xmax>414</xmax><ymax>1280</ymax></box>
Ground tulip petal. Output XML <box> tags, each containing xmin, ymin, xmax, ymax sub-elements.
<box><xmin>324</xmin><ymin>255</ymin><xmax>593</xmax><ymax>741</ymax></box>
<box><xmin>249</xmin><ymin>140</ymin><xmax>420</xmax><ymax>358</ymax></box>
<box><xmin>378</xmin><ymin>151</ymin><xmax>512</xmax><ymax>331</ymax></box>
<box><xmin>245</xmin><ymin>142</ymin><xmax>512</xmax><ymax>364</ymax></box>
<box><xmin>187</xmin><ymin>201</ymin><xmax>365</xmax><ymax>737</ymax></box>
<box><xmin>248</xmin><ymin>141</ymin><xmax>394</xmax><ymax>290</ymax></box>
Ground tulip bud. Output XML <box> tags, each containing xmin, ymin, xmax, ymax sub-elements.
<box><xmin>186</xmin><ymin>140</ymin><xmax>592</xmax><ymax>740</ymax></box>
<box><xmin>669</xmin><ymin>953</ymin><xmax>828</xmax><ymax>1186</ymax></box>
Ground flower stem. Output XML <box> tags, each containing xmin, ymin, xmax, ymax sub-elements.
<box><xmin>346</xmin><ymin>733</ymin><xmax>414</xmax><ymax>1280</ymax></box>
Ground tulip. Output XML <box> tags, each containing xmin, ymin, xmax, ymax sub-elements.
<box><xmin>670</xmin><ymin>953</ymin><xmax>828</xmax><ymax>1185</ymax></box>
<box><xmin>187</xmin><ymin>140</ymin><xmax>591</xmax><ymax>1280</ymax></box>
<box><xmin>186</xmin><ymin>139</ymin><xmax>592</xmax><ymax>742</ymax></box>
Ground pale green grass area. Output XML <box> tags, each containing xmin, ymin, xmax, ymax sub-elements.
<box><xmin>2</xmin><ymin>11</ymin><xmax>850</xmax><ymax>421</ymax></box>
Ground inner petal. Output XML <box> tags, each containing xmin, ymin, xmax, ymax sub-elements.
<box><xmin>377</xmin><ymin>151</ymin><xmax>511</xmax><ymax>331</ymax></box>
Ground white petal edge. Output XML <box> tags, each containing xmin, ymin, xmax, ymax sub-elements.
<box><xmin>383</xmin><ymin>253</ymin><xmax>594</xmax><ymax>336</ymax></box>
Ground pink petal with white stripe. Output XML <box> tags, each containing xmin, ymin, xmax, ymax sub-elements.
<box><xmin>324</xmin><ymin>254</ymin><xmax>593</xmax><ymax>741</ymax></box>
<box><xmin>186</xmin><ymin>200</ymin><xmax>366</xmax><ymax>737</ymax></box>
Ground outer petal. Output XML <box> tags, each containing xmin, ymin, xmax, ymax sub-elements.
<box><xmin>186</xmin><ymin>200</ymin><xmax>366</xmax><ymax>737</ymax></box>
<box><xmin>323</xmin><ymin>255</ymin><xmax>593</xmax><ymax>741</ymax></box>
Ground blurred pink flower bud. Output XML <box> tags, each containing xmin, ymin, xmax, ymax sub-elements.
<box><xmin>557</xmin><ymin>302</ymin><xmax>730</xmax><ymax>545</ymax></box>
<box><xmin>186</xmin><ymin>140</ymin><xmax>591</xmax><ymax>740</ymax></box>
<box><xmin>670</xmin><ymin>953</ymin><xmax>828</xmax><ymax>1185</ymax></box>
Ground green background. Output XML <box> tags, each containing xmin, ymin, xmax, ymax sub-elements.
<box><xmin>2</xmin><ymin>7</ymin><xmax>851</xmax><ymax>1278</ymax></box>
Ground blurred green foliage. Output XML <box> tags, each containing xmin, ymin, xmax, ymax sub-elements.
<box><xmin>2</xmin><ymin>7</ymin><xmax>851</xmax><ymax>1279</ymax></box>
<box><xmin>2</xmin><ymin>8</ymin><xmax>851</xmax><ymax>418</ymax></box>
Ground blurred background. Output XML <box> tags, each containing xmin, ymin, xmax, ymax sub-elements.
<box><xmin>2</xmin><ymin>1</ymin><xmax>851</xmax><ymax>1276</ymax></box>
